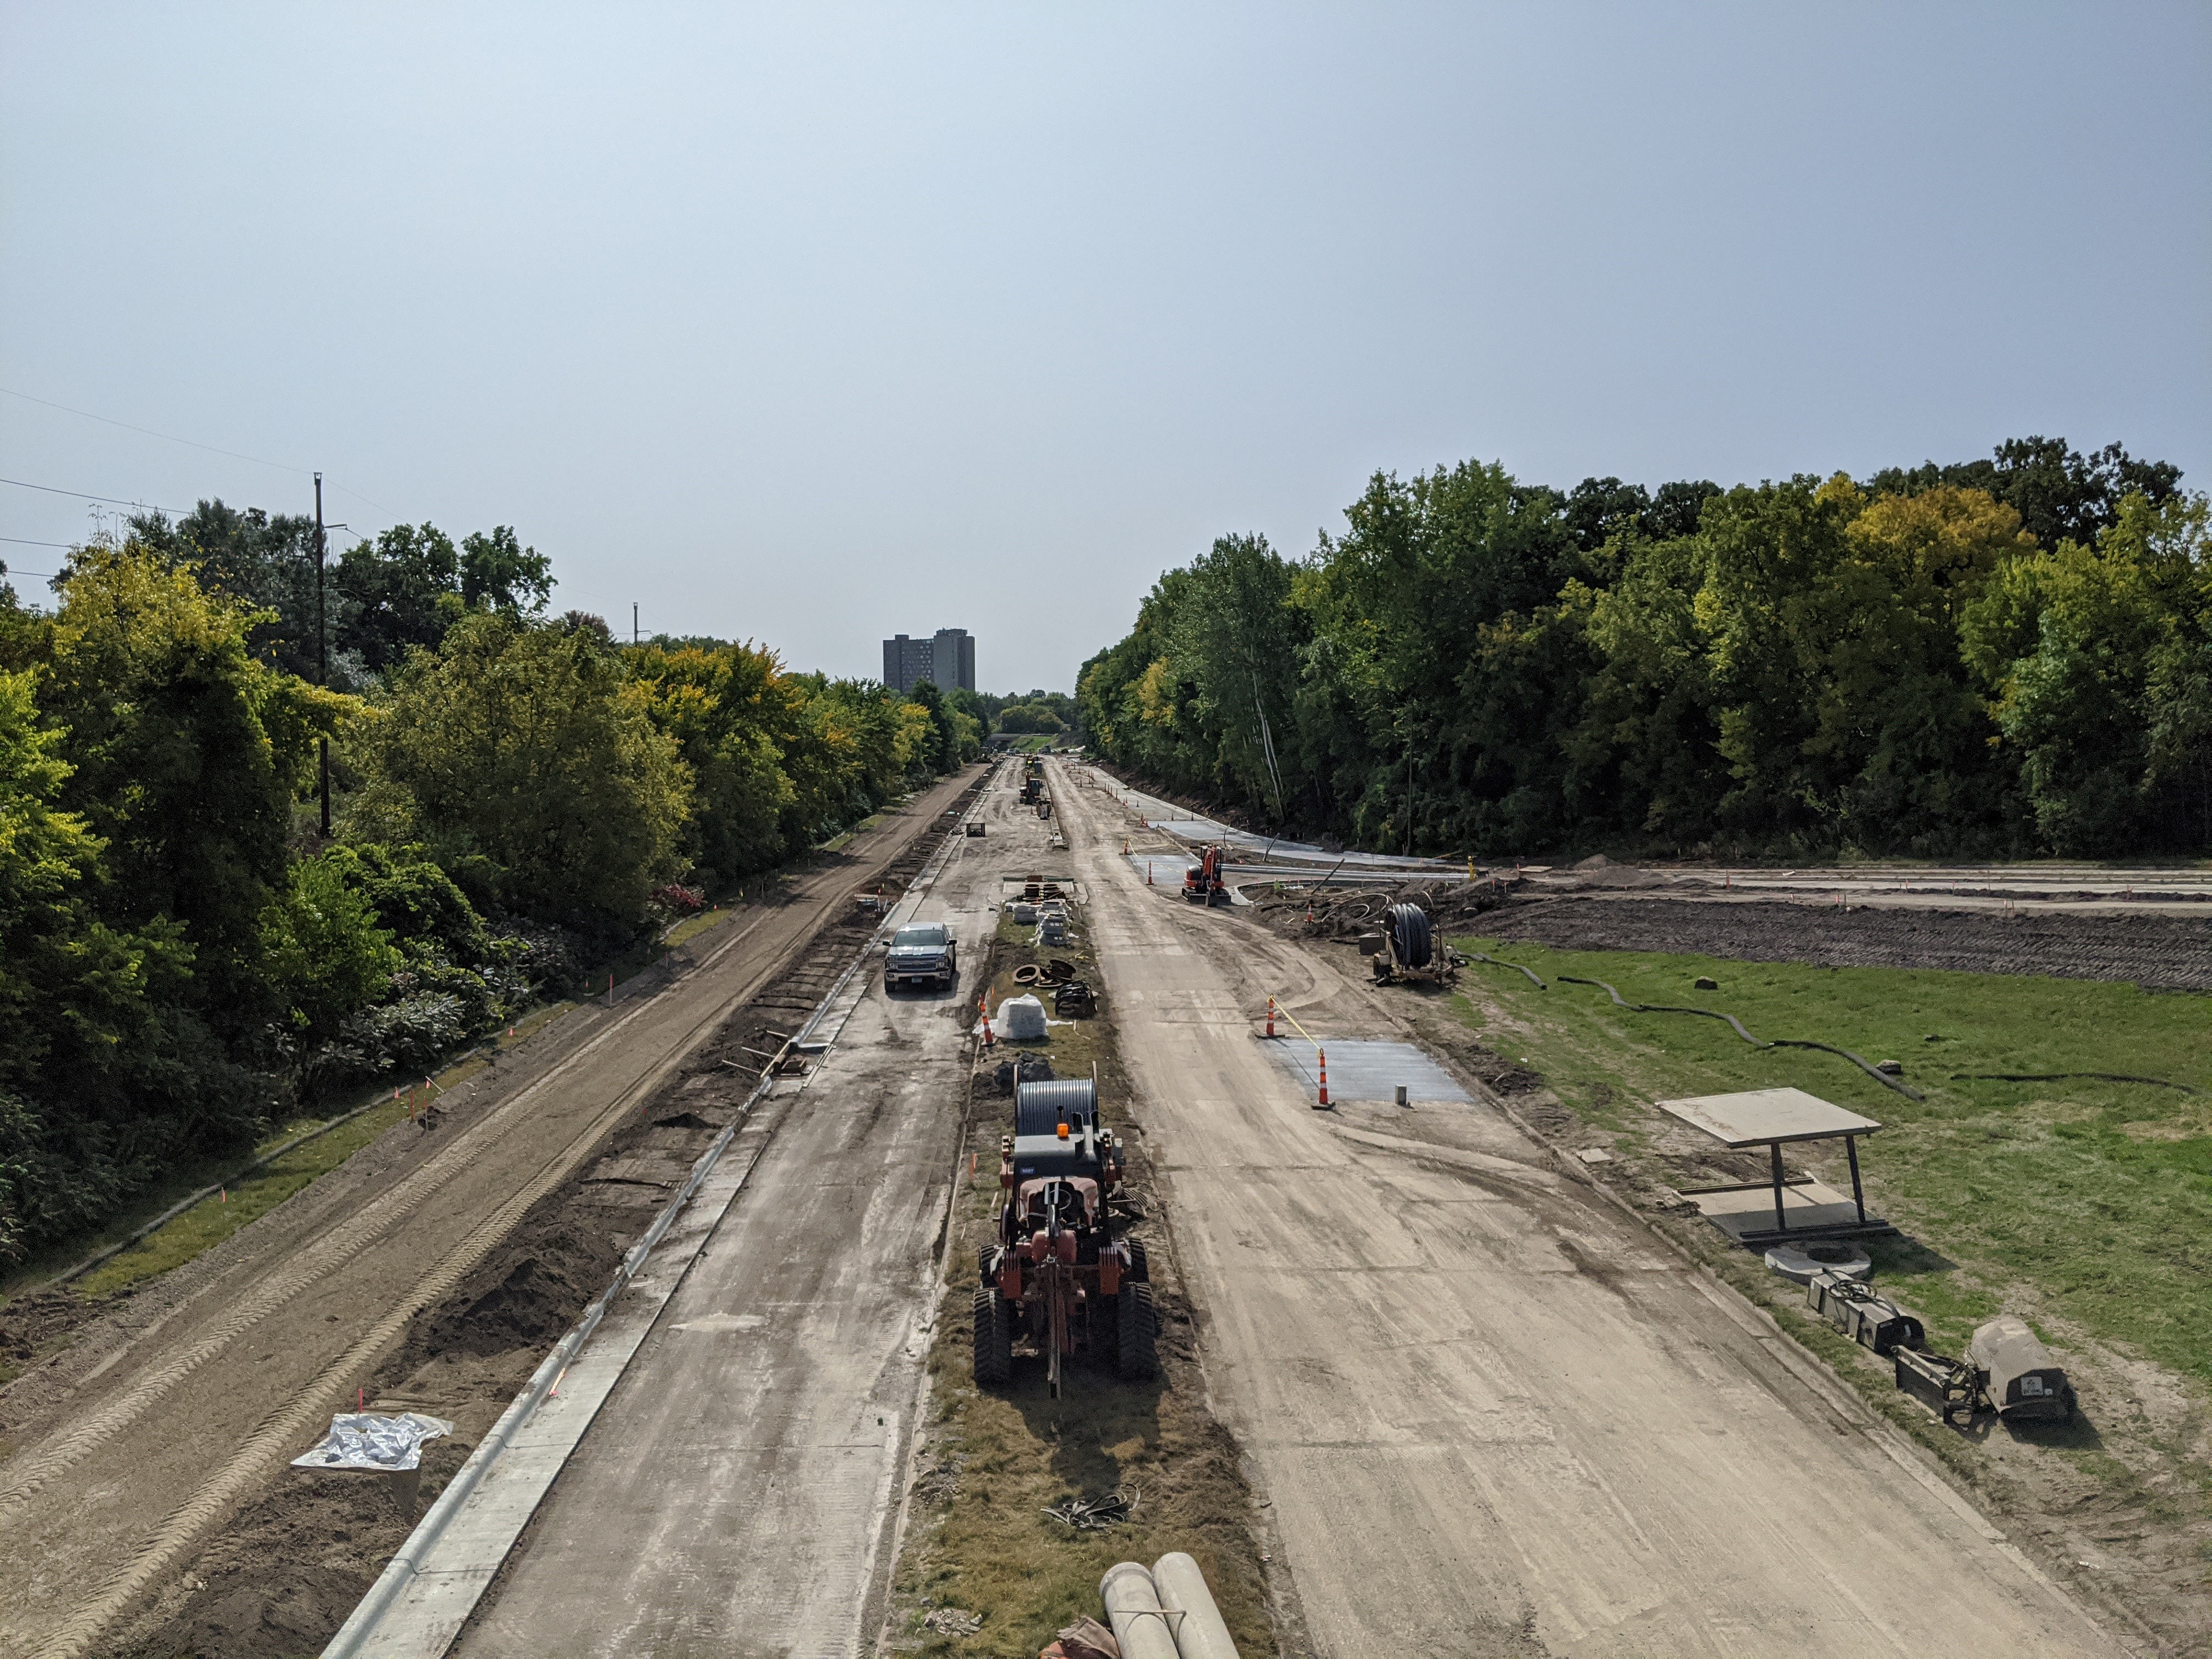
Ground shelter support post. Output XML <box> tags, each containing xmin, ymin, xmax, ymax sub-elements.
<box><xmin>1846</xmin><ymin>1135</ymin><xmax>1866</xmax><ymax>1223</ymax></box>
<box><xmin>1769</xmin><ymin>1142</ymin><xmax>1787</xmax><ymax>1234</ymax></box>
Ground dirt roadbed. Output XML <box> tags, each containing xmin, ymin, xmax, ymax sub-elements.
<box><xmin>1261</xmin><ymin>888</ymin><xmax>2212</xmax><ymax>991</ymax></box>
<box><xmin>1487</xmin><ymin>895</ymin><xmax>2212</xmax><ymax>987</ymax></box>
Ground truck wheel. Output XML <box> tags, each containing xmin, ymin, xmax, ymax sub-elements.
<box><xmin>1116</xmin><ymin>1283</ymin><xmax>1159</xmax><ymax>1381</ymax></box>
<box><xmin>973</xmin><ymin>1289</ymin><xmax>1013</xmax><ymax>1385</ymax></box>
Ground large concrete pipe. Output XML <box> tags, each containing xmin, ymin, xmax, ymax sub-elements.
<box><xmin>1150</xmin><ymin>1552</ymin><xmax>1240</xmax><ymax>1659</ymax></box>
<box><xmin>1101</xmin><ymin>1561</ymin><xmax>1181</xmax><ymax>1659</ymax></box>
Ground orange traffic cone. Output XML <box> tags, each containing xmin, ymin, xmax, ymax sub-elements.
<box><xmin>979</xmin><ymin>995</ymin><xmax>995</xmax><ymax>1048</ymax></box>
<box><xmin>1316</xmin><ymin>1047</ymin><xmax>1330</xmax><ymax>1109</ymax></box>
<box><xmin>1305</xmin><ymin>899</ymin><xmax>1314</xmax><ymax>923</ymax></box>
<box><xmin>1266</xmin><ymin>996</ymin><xmax>1278</xmax><ymax>1039</ymax></box>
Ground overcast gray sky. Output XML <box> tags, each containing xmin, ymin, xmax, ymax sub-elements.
<box><xmin>3</xmin><ymin>3</ymin><xmax>2207</xmax><ymax>694</ymax></box>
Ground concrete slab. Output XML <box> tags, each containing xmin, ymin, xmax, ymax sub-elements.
<box><xmin>1657</xmin><ymin>1086</ymin><xmax>1880</xmax><ymax>1148</ymax></box>
<box><xmin>1264</xmin><ymin>1038</ymin><xmax>1471</xmax><ymax>1104</ymax></box>
<box><xmin>1686</xmin><ymin>1179</ymin><xmax>1893</xmax><ymax>1244</ymax></box>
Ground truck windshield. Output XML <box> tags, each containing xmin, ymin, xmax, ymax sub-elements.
<box><xmin>893</xmin><ymin>926</ymin><xmax>947</xmax><ymax>950</ymax></box>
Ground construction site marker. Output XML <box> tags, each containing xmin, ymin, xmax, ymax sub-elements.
<box><xmin>1263</xmin><ymin>997</ymin><xmax>1333</xmax><ymax>1108</ymax></box>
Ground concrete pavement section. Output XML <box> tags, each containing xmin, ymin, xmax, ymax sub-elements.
<box><xmin>1055</xmin><ymin>761</ymin><xmax>2124</xmax><ymax>1658</ymax></box>
<box><xmin>432</xmin><ymin>768</ymin><xmax>1042</xmax><ymax>1657</ymax></box>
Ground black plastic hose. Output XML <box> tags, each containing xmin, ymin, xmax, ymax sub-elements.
<box><xmin>1954</xmin><ymin>1071</ymin><xmax>2204</xmax><ymax>1095</ymax></box>
<box><xmin>1553</xmin><ymin>973</ymin><xmax>1926</xmax><ymax>1101</ymax></box>
<box><xmin>1466</xmin><ymin>950</ymin><xmax>1547</xmax><ymax>989</ymax></box>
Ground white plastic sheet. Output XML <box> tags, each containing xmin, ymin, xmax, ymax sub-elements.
<box><xmin>292</xmin><ymin>1412</ymin><xmax>454</xmax><ymax>1472</ymax></box>
<box><xmin>998</xmin><ymin>994</ymin><xmax>1048</xmax><ymax>1040</ymax></box>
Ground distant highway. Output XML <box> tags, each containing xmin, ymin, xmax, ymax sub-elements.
<box><xmin>1543</xmin><ymin>864</ymin><xmax>2212</xmax><ymax>915</ymax></box>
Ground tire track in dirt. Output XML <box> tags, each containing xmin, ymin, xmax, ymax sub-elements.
<box><xmin>46</xmin><ymin>1125</ymin><xmax>610</xmax><ymax>1659</ymax></box>
<box><xmin>1480</xmin><ymin>896</ymin><xmax>2212</xmax><ymax>989</ymax></box>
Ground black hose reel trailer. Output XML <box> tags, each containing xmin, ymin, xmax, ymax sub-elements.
<box><xmin>1370</xmin><ymin>901</ymin><xmax>1460</xmax><ymax>986</ymax></box>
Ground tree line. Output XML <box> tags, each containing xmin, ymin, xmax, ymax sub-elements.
<box><xmin>1079</xmin><ymin>437</ymin><xmax>2204</xmax><ymax>861</ymax></box>
<box><xmin>0</xmin><ymin>508</ymin><xmax>980</xmax><ymax>1260</ymax></box>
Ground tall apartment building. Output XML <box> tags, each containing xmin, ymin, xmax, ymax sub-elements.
<box><xmin>881</xmin><ymin>627</ymin><xmax>976</xmax><ymax>694</ymax></box>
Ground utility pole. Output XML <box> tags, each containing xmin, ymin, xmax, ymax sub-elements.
<box><xmin>633</xmin><ymin>602</ymin><xmax>639</xmax><ymax>646</ymax></box>
<box><xmin>1405</xmin><ymin>744</ymin><xmax>1414</xmax><ymax>859</ymax></box>
<box><xmin>315</xmin><ymin>473</ymin><xmax>331</xmax><ymax>838</ymax></box>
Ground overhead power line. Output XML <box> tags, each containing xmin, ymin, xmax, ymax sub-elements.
<box><xmin>0</xmin><ymin>534</ymin><xmax>75</xmax><ymax>549</ymax></box>
<box><xmin>0</xmin><ymin>384</ymin><xmax>394</xmax><ymax>515</ymax></box>
<box><xmin>0</xmin><ymin>383</ymin><xmax>310</xmax><ymax>474</ymax></box>
<box><xmin>0</xmin><ymin>475</ymin><xmax>190</xmax><ymax>515</ymax></box>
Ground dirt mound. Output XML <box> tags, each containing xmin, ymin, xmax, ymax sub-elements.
<box><xmin>0</xmin><ymin>1288</ymin><xmax>115</xmax><ymax>1383</ymax></box>
<box><xmin>400</xmin><ymin>1231</ymin><xmax>625</xmax><ymax>1365</ymax></box>
<box><xmin>1481</xmin><ymin>896</ymin><xmax>2212</xmax><ymax>988</ymax></box>
<box><xmin>1244</xmin><ymin>878</ymin><xmax>1521</xmax><ymax>941</ymax></box>
<box><xmin>121</xmin><ymin>1434</ymin><xmax>471</xmax><ymax>1659</ymax></box>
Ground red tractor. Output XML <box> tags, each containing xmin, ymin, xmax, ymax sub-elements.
<box><xmin>1181</xmin><ymin>844</ymin><xmax>1231</xmax><ymax>907</ymax></box>
<box><xmin>974</xmin><ymin>1078</ymin><xmax>1156</xmax><ymax>1395</ymax></box>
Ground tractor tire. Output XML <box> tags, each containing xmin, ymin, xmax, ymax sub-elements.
<box><xmin>1116</xmin><ymin>1282</ymin><xmax>1159</xmax><ymax>1381</ymax></box>
<box><xmin>973</xmin><ymin>1289</ymin><xmax>1013</xmax><ymax>1386</ymax></box>
<box><xmin>1124</xmin><ymin>1238</ymin><xmax>1149</xmax><ymax>1283</ymax></box>
<box><xmin>977</xmin><ymin>1245</ymin><xmax>995</xmax><ymax>1288</ymax></box>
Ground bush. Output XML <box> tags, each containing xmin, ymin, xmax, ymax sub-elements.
<box><xmin>259</xmin><ymin>854</ymin><xmax>400</xmax><ymax>1045</ymax></box>
<box><xmin>349</xmin><ymin>612</ymin><xmax>692</xmax><ymax>926</ymax></box>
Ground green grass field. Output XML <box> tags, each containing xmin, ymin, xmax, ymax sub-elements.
<box><xmin>1451</xmin><ymin>936</ymin><xmax>2212</xmax><ymax>1388</ymax></box>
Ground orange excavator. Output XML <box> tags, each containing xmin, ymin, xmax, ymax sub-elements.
<box><xmin>1181</xmin><ymin>844</ymin><xmax>1231</xmax><ymax>907</ymax></box>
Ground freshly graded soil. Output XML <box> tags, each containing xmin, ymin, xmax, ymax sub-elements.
<box><xmin>1481</xmin><ymin>895</ymin><xmax>2212</xmax><ymax>989</ymax></box>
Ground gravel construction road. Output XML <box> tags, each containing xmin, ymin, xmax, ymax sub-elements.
<box><xmin>0</xmin><ymin>769</ymin><xmax>980</xmax><ymax>1659</ymax></box>
<box><xmin>1485</xmin><ymin>895</ymin><xmax>2212</xmax><ymax>990</ymax></box>
<box><xmin>444</xmin><ymin>771</ymin><xmax>1030</xmax><ymax>1656</ymax></box>
<box><xmin>1057</xmin><ymin>764</ymin><xmax>2125</xmax><ymax>1658</ymax></box>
